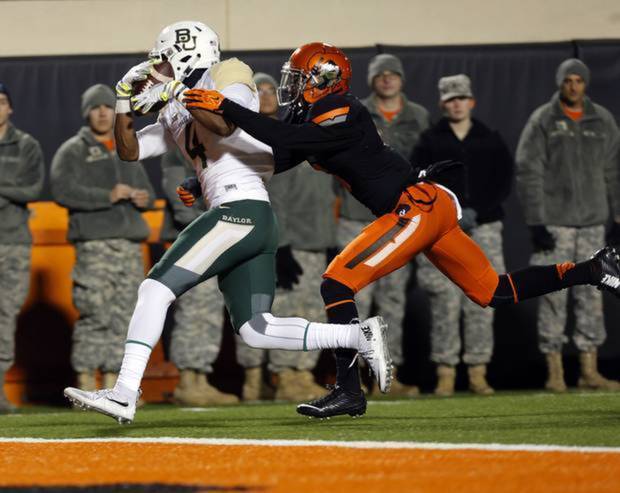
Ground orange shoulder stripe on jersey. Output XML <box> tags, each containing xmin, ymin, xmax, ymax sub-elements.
<box><xmin>312</xmin><ymin>106</ymin><xmax>350</xmax><ymax>125</ymax></box>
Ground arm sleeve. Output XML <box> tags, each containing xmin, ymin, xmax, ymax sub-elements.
<box><xmin>603</xmin><ymin>117</ymin><xmax>620</xmax><ymax>218</ymax></box>
<box><xmin>0</xmin><ymin>137</ymin><xmax>45</xmax><ymax>203</ymax></box>
<box><xmin>160</xmin><ymin>151</ymin><xmax>201</xmax><ymax>226</ymax></box>
<box><xmin>50</xmin><ymin>144</ymin><xmax>112</xmax><ymax>211</ymax></box>
<box><xmin>137</xmin><ymin>120</ymin><xmax>175</xmax><ymax>161</ymax></box>
<box><xmin>515</xmin><ymin>116</ymin><xmax>547</xmax><ymax>225</ymax></box>
<box><xmin>220</xmin><ymin>99</ymin><xmax>363</xmax><ymax>154</ymax></box>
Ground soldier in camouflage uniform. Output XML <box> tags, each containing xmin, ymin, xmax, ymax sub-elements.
<box><xmin>235</xmin><ymin>73</ymin><xmax>330</xmax><ymax>402</ymax></box>
<box><xmin>160</xmin><ymin>148</ymin><xmax>238</xmax><ymax>405</ymax></box>
<box><xmin>0</xmin><ymin>83</ymin><xmax>45</xmax><ymax>411</ymax></box>
<box><xmin>517</xmin><ymin>59</ymin><xmax>620</xmax><ymax>392</ymax></box>
<box><xmin>412</xmin><ymin>75</ymin><xmax>513</xmax><ymax>396</ymax></box>
<box><xmin>51</xmin><ymin>84</ymin><xmax>155</xmax><ymax>392</ymax></box>
<box><xmin>335</xmin><ymin>54</ymin><xmax>430</xmax><ymax>396</ymax></box>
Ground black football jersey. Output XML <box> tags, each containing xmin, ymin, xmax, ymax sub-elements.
<box><xmin>220</xmin><ymin>92</ymin><xmax>413</xmax><ymax>216</ymax></box>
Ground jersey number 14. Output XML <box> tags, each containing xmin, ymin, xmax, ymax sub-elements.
<box><xmin>185</xmin><ymin>122</ymin><xmax>208</xmax><ymax>169</ymax></box>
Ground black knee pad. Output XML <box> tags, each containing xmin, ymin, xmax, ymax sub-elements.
<box><xmin>320</xmin><ymin>278</ymin><xmax>355</xmax><ymax>305</ymax></box>
<box><xmin>488</xmin><ymin>274</ymin><xmax>515</xmax><ymax>307</ymax></box>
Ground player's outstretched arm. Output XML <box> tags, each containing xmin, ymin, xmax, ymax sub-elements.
<box><xmin>183</xmin><ymin>90</ymin><xmax>362</xmax><ymax>153</ymax></box>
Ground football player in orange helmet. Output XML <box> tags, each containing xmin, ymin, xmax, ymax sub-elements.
<box><xmin>182</xmin><ymin>42</ymin><xmax>620</xmax><ymax>419</ymax></box>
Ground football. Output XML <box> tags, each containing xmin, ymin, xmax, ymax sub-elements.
<box><xmin>131</xmin><ymin>60</ymin><xmax>175</xmax><ymax>114</ymax></box>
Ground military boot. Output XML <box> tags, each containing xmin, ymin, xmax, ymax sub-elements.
<box><xmin>0</xmin><ymin>372</ymin><xmax>16</xmax><ymax>413</ymax></box>
<box><xmin>544</xmin><ymin>352</ymin><xmax>567</xmax><ymax>392</ymax></box>
<box><xmin>242</xmin><ymin>367</ymin><xmax>264</xmax><ymax>401</ymax></box>
<box><xmin>371</xmin><ymin>368</ymin><xmax>419</xmax><ymax>397</ymax></box>
<box><xmin>434</xmin><ymin>364</ymin><xmax>456</xmax><ymax>397</ymax></box>
<box><xmin>297</xmin><ymin>370</ymin><xmax>329</xmax><ymax>400</ymax></box>
<box><xmin>173</xmin><ymin>369</ymin><xmax>204</xmax><ymax>406</ymax></box>
<box><xmin>578</xmin><ymin>350</ymin><xmax>620</xmax><ymax>391</ymax></box>
<box><xmin>468</xmin><ymin>364</ymin><xmax>494</xmax><ymax>395</ymax></box>
<box><xmin>77</xmin><ymin>371</ymin><xmax>97</xmax><ymax>391</ymax></box>
<box><xmin>275</xmin><ymin>368</ymin><xmax>311</xmax><ymax>401</ymax></box>
<box><xmin>195</xmin><ymin>372</ymin><xmax>239</xmax><ymax>405</ymax></box>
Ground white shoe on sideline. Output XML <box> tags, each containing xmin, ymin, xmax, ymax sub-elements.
<box><xmin>64</xmin><ymin>387</ymin><xmax>137</xmax><ymax>424</ymax></box>
<box><xmin>358</xmin><ymin>316</ymin><xmax>393</xmax><ymax>393</ymax></box>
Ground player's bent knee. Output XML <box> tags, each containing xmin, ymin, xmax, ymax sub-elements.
<box><xmin>238</xmin><ymin>313</ymin><xmax>273</xmax><ymax>349</ymax></box>
<box><xmin>137</xmin><ymin>278</ymin><xmax>176</xmax><ymax>308</ymax></box>
<box><xmin>320</xmin><ymin>277</ymin><xmax>355</xmax><ymax>305</ymax></box>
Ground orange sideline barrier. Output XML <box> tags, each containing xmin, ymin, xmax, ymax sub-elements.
<box><xmin>4</xmin><ymin>200</ymin><xmax>180</xmax><ymax>406</ymax></box>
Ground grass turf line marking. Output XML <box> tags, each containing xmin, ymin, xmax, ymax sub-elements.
<box><xmin>1</xmin><ymin>437</ymin><xmax>619</xmax><ymax>453</ymax></box>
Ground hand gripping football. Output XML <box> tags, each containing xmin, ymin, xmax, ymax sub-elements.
<box><xmin>131</xmin><ymin>60</ymin><xmax>175</xmax><ymax>114</ymax></box>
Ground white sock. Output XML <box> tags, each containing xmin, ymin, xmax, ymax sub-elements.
<box><xmin>114</xmin><ymin>279</ymin><xmax>176</xmax><ymax>398</ymax></box>
<box><xmin>238</xmin><ymin>313</ymin><xmax>359</xmax><ymax>351</ymax></box>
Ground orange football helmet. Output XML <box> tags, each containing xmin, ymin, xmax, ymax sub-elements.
<box><xmin>277</xmin><ymin>42</ymin><xmax>352</xmax><ymax>106</ymax></box>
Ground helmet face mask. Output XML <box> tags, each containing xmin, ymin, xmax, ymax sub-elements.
<box><xmin>277</xmin><ymin>64</ymin><xmax>309</xmax><ymax>106</ymax></box>
<box><xmin>149</xmin><ymin>21</ymin><xmax>220</xmax><ymax>81</ymax></box>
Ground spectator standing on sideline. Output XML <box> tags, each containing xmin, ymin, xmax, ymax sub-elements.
<box><xmin>334</xmin><ymin>54</ymin><xmax>429</xmax><ymax>396</ymax></box>
<box><xmin>160</xmin><ymin>147</ymin><xmax>238</xmax><ymax>405</ymax></box>
<box><xmin>0</xmin><ymin>83</ymin><xmax>45</xmax><ymax>412</ymax></box>
<box><xmin>51</xmin><ymin>84</ymin><xmax>155</xmax><ymax>392</ymax></box>
<box><xmin>516</xmin><ymin>59</ymin><xmax>620</xmax><ymax>392</ymax></box>
<box><xmin>412</xmin><ymin>74</ymin><xmax>513</xmax><ymax>396</ymax></box>
<box><xmin>235</xmin><ymin>73</ymin><xmax>330</xmax><ymax>402</ymax></box>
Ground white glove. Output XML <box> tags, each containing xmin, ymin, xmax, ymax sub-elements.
<box><xmin>115</xmin><ymin>59</ymin><xmax>159</xmax><ymax>113</ymax></box>
<box><xmin>131</xmin><ymin>80</ymin><xmax>187</xmax><ymax>114</ymax></box>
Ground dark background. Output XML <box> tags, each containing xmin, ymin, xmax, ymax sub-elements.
<box><xmin>2</xmin><ymin>39</ymin><xmax>619</xmax><ymax>396</ymax></box>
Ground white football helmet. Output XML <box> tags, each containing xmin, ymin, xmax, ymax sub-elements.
<box><xmin>149</xmin><ymin>21</ymin><xmax>220</xmax><ymax>81</ymax></box>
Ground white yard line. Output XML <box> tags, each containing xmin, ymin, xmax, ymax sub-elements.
<box><xmin>0</xmin><ymin>437</ymin><xmax>618</xmax><ymax>454</ymax></box>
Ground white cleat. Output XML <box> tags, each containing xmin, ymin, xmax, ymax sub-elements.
<box><xmin>357</xmin><ymin>316</ymin><xmax>393</xmax><ymax>393</ymax></box>
<box><xmin>64</xmin><ymin>387</ymin><xmax>136</xmax><ymax>424</ymax></box>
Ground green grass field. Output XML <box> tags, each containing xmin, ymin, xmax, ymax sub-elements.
<box><xmin>2</xmin><ymin>391</ymin><xmax>619</xmax><ymax>447</ymax></box>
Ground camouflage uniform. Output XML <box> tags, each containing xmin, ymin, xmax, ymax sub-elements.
<box><xmin>516</xmin><ymin>91</ymin><xmax>620</xmax><ymax>356</ymax></box>
<box><xmin>333</xmin><ymin>93</ymin><xmax>430</xmax><ymax>366</ymax></box>
<box><xmin>532</xmin><ymin>225</ymin><xmax>605</xmax><ymax>353</ymax></box>
<box><xmin>0</xmin><ymin>244</ymin><xmax>31</xmax><ymax>372</ymax></box>
<box><xmin>236</xmin><ymin>162</ymin><xmax>336</xmax><ymax>372</ymax></box>
<box><xmin>161</xmin><ymin>149</ymin><xmax>226</xmax><ymax>374</ymax></box>
<box><xmin>71</xmin><ymin>239</ymin><xmax>144</xmax><ymax>372</ymax></box>
<box><xmin>0</xmin><ymin>123</ymin><xmax>44</xmax><ymax>374</ymax></box>
<box><xmin>418</xmin><ymin>222</ymin><xmax>505</xmax><ymax>365</ymax></box>
<box><xmin>51</xmin><ymin>125</ymin><xmax>154</xmax><ymax>373</ymax></box>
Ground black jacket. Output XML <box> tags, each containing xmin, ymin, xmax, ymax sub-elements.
<box><xmin>411</xmin><ymin>118</ymin><xmax>513</xmax><ymax>224</ymax></box>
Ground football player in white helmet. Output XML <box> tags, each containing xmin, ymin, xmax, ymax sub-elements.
<box><xmin>148</xmin><ymin>20</ymin><xmax>220</xmax><ymax>81</ymax></box>
<box><xmin>63</xmin><ymin>23</ymin><xmax>392</xmax><ymax>424</ymax></box>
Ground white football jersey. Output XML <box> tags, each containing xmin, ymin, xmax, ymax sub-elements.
<box><xmin>136</xmin><ymin>63</ymin><xmax>274</xmax><ymax>209</ymax></box>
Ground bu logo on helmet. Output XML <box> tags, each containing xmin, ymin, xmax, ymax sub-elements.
<box><xmin>175</xmin><ymin>29</ymin><xmax>197</xmax><ymax>50</ymax></box>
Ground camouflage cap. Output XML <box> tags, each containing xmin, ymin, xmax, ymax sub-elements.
<box><xmin>438</xmin><ymin>74</ymin><xmax>473</xmax><ymax>102</ymax></box>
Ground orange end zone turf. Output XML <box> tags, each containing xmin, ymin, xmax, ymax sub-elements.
<box><xmin>1</xmin><ymin>442</ymin><xmax>619</xmax><ymax>493</ymax></box>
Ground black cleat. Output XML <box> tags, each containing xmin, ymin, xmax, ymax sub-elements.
<box><xmin>592</xmin><ymin>246</ymin><xmax>620</xmax><ymax>296</ymax></box>
<box><xmin>296</xmin><ymin>386</ymin><xmax>367</xmax><ymax>419</ymax></box>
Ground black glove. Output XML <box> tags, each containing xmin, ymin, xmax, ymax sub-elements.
<box><xmin>459</xmin><ymin>207</ymin><xmax>478</xmax><ymax>233</ymax></box>
<box><xmin>529</xmin><ymin>225</ymin><xmax>556</xmax><ymax>253</ymax></box>
<box><xmin>180</xmin><ymin>176</ymin><xmax>202</xmax><ymax>198</ymax></box>
<box><xmin>275</xmin><ymin>245</ymin><xmax>303</xmax><ymax>290</ymax></box>
<box><xmin>606</xmin><ymin>222</ymin><xmax>620</xmax><ymax>246</ymax></box>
